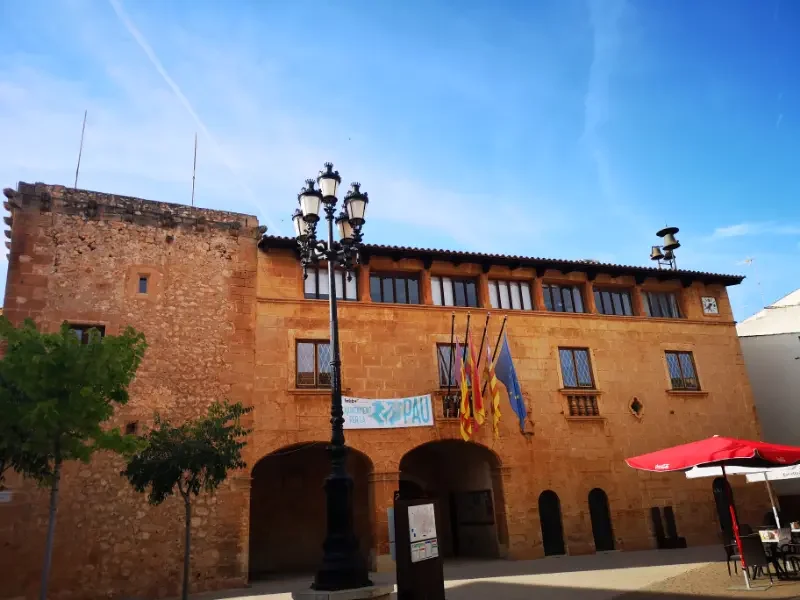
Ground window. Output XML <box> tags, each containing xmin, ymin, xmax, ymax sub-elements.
<box><xmin>68</xmin><ymin>324</ymin><xmax>106</xmax><ymax>344</ymax></box>
<box><xmin>489</xmin><ymin>280</ymin><xmax>533</xmax><ymax>310</ymax></box>
<box><xmin>370</xmin><ymin>273</ymin><xmax>420</xmax><ymax>304</ymax></box>
<box><xmin>643</xmin><ymin>291</ymin><xmax>681</xmax><ymax>319</ymax></box>
<box><xmin>437</xmin><ymin>343</ymin><xmax>461</xmax><ymax>387</ymax></box>
<box><xmin>125</xmin><ymin>421</ymin><xmax>139</xmax><ymax>435</ymax></box>
<box><xmin>594</xmin><ymin>288</ymin><xmax>633</xmax><ymax>316</ymax></box>
<box><xmin>431</xmin><ymin>276</ymin><xmax>478</xmax><ymax>307</ymax></box>
<box><xmin>296</xmin><ymin>341</ymin><xmax>332</xmax><ymax>388</ymax></box>
<box><xmin>437</xmin><ymin>343</ymin><xmax>468</xmax><ymax>418</ymax></box>
<box><xmin>559</xmin><ymin>348</ymin><xmax>595</xmax><ymax>388</ymax></box>
<box><xmin>665</xmin><ymin>351</ymin><xmax>700</xmax><ymax>390</ymax></box>
<box><xmin>543</xmin><ymin>284</ymin><xmax>585</xmax><ymax>313</ymax></box>
<box><xmin>138</xmin><ymin>276</ymin><xmax>149</xmax><ymax>294</ymax></box>
<box><xmin>304</xmin><ymin>267</ymin><xmax>358</xmax><ymax>301</ymax></box>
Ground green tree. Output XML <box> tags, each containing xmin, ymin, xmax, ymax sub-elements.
<box><xmin>122</xmin><ymin>401</ymin><xmax>251</xmax><ymax>600</ymax></box>
<box><xmin>0</xmin><ymin>317</ymin><xmax>146</xmax><ymax>600</ymax></box>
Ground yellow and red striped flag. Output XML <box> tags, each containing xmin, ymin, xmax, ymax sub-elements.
<box><xmin>487</xmin><ymin>343</ymin><xmax>501</xmax><ymax>439</ymax></box>
<box><xmin>455</xmin><ymin>340</ymin><xmax>472</xmax><ymax>440</ymax></box>
<box><xmin>467</xmin><ymin>329</ymin><xmax>486</xmax><ymax>426</ymax></box>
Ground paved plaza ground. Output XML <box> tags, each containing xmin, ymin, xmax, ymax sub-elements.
<box><xmin>193</xmin><ymin>546</ymin><xmax>800</xmax><ymax>600</ymax></box>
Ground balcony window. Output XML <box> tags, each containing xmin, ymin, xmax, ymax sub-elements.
<box><xmin>558</xmin><ymin>347</ymin><xmax>595</xmax><ymax>389</ymax></box>
<box><xmin>665</xmin><ymin>351</ymin><xmax>700</xmax><ymax>390</ymax></box>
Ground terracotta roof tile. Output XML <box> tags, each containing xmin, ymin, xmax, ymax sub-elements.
<box><xmin>259</xmin><ymin>235</ymin><xmax>744</xmax><ymax>287</ymax></box>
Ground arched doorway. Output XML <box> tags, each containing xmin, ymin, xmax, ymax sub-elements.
<box><xmin>588</xmin><ymin>488</ymin><xmax>615</xmax><ymax>552</ymax></box>
<box><xmin>399</xmin><ymin>440</ymin><xmax>507</xmax><ymax>559</ymax></box>
<box><xmin>248</xmin><ymin>443</ymin><xmax>373</xmax><ymax>579</ymax></box>
<box><xmin>538</xmin><ymin>490</ymin><xmax>566</xmax><ymax>556</ymax></box>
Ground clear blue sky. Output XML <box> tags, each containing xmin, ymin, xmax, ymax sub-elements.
<box><xmin>0</xmin><ymin>0</ymin><xmax>797</xmax><ymax>319</ymax></box>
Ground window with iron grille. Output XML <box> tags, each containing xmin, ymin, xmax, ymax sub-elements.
<box><xmin>304</xmin><ymin>267</ymin><xmax>358</xmax><ymax>301</ymax></box>
<box><xmin>68</xmin><ymin>324</ymin><xmax>106</xmax><ymax>345</ymax></box>
<box><xmin>437</xmin><ymin>343</ymin><xmax>465</xmax><ymax>388</ymax></box>
<box><xmin>665</xmin><ymin>351</ymin><xmax>700</xmax><ymax>390</ymax></box>
<box><xmin>431</xmin><ymin>276</ymin><xmax>479</xmax><ymax>307</ymax></box>
<box><xmin>437</xmin><ymin>343</ymin><xmax>468</xmax><ymax>418</ymax></box>
<box><xmin>643</xmin><ymin>291</ymin><xmax>681</xmax><ymax>319</ymax></box>
<box><xmin>489</xmin><ymin>280</ymin><xmax>533</xmax><ymax>311</ymax></box>
<box><xmin>543</xmin><ymin>284</ymin><xmax>585</xmax><ymax>313</ymax></box>
<box><xmin>594</xmin><ymin>288</ymin><xmax>633</xmax><ymax>316</ymax></box>
<box><xmin>296</xmin><ymin>340</ymin><xmax>332</xmax><ymax>388</ymax></box>
<box><xmin>370</xmin><ymin>273</ymin><xmax>420</xmax><ymax>304</ymax></box>
<box><xmin>559</xmin><ymin>347</ymin><xmax>595</xmax><ymax>389</ymax></box>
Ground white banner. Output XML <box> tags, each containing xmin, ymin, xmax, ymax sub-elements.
<box><xmin>342</xmin><ymin>394</ymin><xmax>434</xmax><ymax>429</ymax></box>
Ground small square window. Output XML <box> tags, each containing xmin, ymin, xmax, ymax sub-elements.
<box><xmin>138</xmin><ymin>276</ymin><xmax>149</xmax><ymax>294</ymax></box>
<box><xmin>68</xmin><ymin>324</ymin><xmax>106</xmax><ymax>344</ymax></box>
<box><xmin>125</xmin><ymin>421</ymin><xmax>139</xmax><ymax>435</ymax></box>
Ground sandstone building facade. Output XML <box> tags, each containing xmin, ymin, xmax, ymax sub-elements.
<box><xmin>1</xmin><ymin>183</ymin><xmax>766</xmax><ymax>599</ymax></box>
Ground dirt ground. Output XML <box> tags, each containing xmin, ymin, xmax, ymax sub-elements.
<box><xmin>620</xmin><ymin>561</ymin><xmax>800</xmax><ymax>599</ymax></box>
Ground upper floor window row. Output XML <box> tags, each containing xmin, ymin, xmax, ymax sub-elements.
<box><xmin>304</xmin><ymin>267</ymin><xmax>358</xmax><ymax>301</ymax></box>
<box><xmin>300</xmin><ymin>266</ymin><xmax>690</xmax><ymax>320</ymax></box>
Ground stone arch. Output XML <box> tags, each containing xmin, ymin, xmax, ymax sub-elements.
<box><xmin>248</xmin><ymin>442</ymin><xmax>373</xmax><ymax>579</ymax></box>
<box><xmin>538</xmin><ymin>490</ymin><xmax>566</xmax><ymax>556</ymax></box>
<box><xmin>399</xmin><ymin>440</ymin><xmax>507</xmax><ymax>559</ymax></box>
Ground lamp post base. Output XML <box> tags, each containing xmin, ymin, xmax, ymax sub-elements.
<box><xmin>312</xmin><ymin>470</ymin><xmax>372</xmax><ymax>592</ymax></box>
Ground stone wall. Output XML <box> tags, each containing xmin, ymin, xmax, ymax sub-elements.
<box><xmin>1</xmin><ymin>184</ymin><xmax>259</xmax><ymax>599</ymax></box>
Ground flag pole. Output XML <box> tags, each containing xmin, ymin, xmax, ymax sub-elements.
<box><xmin>446</xmin><ymin>312</ymin><xmax>455</xmax><ymax>399</ymax></box>
<box><xmin>475</xmin><ymin>312</ymin><xmax>491</xmax><ymax>371</ymax></box>
<box><xmin>74</xmin><ymin>109</ymin><xmax>87</xmax><ymax>188</ymax></box>
<box><xmin>482</xmin><ymin>315</ymin><xmax>508</xmax><ymax>396</ymax></box>
<box><xmin>463</xmin><ymin>312</ymin><xmax>471</xmax><ymax>355</ymax></box>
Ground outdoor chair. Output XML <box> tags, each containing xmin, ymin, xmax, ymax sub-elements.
<box><xmin>720</xmin><ymin>532</ymin><xmax>741</xmax><ymax>576</ymax></box>
<box><xmin>740</xmin><ymin>534</ymin><xmax>774</xmax><ymax>583</ymax></box>
<box><xmin>780</xmin><ymin>543</ymin><xmax>800</xmax><ymax>574</ymax></box>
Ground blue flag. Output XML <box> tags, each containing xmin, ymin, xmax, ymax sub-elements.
<box><xmin>494</xmin><ymin>333</ymin><xmax>527</xmax><ymax>432</ymax></box>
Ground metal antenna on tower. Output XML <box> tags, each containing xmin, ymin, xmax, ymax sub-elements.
<box><xmin>191</xmin><ymin>132</ymin><xmax>198</xmax><ymax>207</ymax></box>
<box><xmin>74</xmin><ymin>110</ymin><xmax>88</xmax><ymax>188</ymax></box>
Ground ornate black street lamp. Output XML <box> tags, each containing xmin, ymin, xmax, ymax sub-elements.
<box><xmin>292</xmin><ymin>163</ymin><xmax>371</xmax><ymax>591</ymax></box>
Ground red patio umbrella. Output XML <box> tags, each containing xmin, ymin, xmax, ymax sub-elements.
<box><xmin>626</xmin><ymin>436</ymin><xmax>800</xmax><ymax>589</ymax></box>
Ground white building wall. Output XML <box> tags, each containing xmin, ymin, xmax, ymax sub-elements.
<box><xmin>740</xmin><ymin>333</ymin><xmax>800</xmax><ymax>495</ymax></box>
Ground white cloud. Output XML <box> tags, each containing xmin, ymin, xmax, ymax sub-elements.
<box><xmin>712</xmin><ymin>222</ymin><xmax>800</xmax><ymax>239</ymax></box>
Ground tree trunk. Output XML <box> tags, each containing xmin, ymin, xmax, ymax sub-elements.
<box><xmin>40</xmin><ymin>458</ymin><xmax>62</xmax><ymax>600</ymax></box>
<box><xmin>182</xmin><ymin>497</ymin><xmax>191</xmax><ymax>600</ymax></box>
